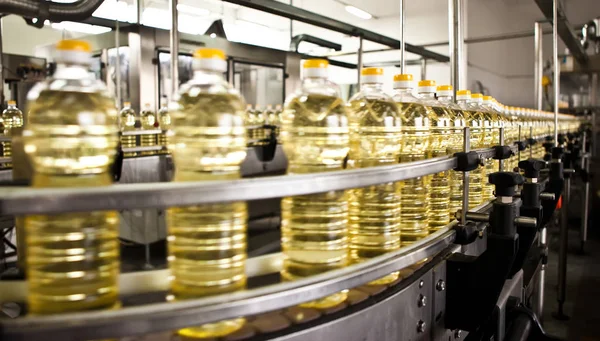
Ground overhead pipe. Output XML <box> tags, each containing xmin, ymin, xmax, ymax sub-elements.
<box><xmin>0</xmin><ymin>0</ymin><xmax>104</xmax><ymax>23</ymax></box>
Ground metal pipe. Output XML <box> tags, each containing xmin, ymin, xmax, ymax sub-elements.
<box><xmin>399</xmin><ymin>0</ymin><xmax>405</xmax><ymax>74</ymax></box>
<box><xmin>556</xmin><ymin>173</ymin><xmax>570</xmax><ymax>318</ymax></box>
<box><xmin>136</xmin><ymin>0</ymin><xmax>141</xmax><ymax>24</ymax></box>
<box><xmin>530</xmin><ymin>126</ymin><xmax>534</xmax><ymax>158</ymax></box>
<box><xmin>0</xmin><ymin>0</ymin><xmax>104</xmax><ymax>23</ymax></box>
<box><xmin>0</xmin><ymin>18</ymin><xmax>4</xmax><ymax>107</ymax></box>
<box><xmin>518</xmin><ymin>125</ymin><xmax>522</xmax><ymax>163</ymax></box>
<box><xmin>449</xmin><ymin>0</ymin><xmax>463</xmax><ymax>101</ymax></box>
<box><xmin>170</xmin><ymin>0</ymin><xmax>179</xmax><ymax>100</ymax></box>
<box><xmin>553</xmin><ymin>0</ymin><xmax>559</xmax><ymax>147</ymax></box>
<box><xmin>357</xmin><ymin>35</ymin><xmax>363</xmax><ymax>91</ymax></box>
<box><xmin>538</xmin><ymin>262</ymin><xmax>546</xmax><ymax>323</ymax></box>
<box><xmin>461</xmin><ymin>127</ymin><xmax>470</xmax><ymax>225</ymax></box>
<box><xmin>534</xmin><ymin>22</ymin><xmax>543</xmax><ymax>111</ymax></box>
<box><xmin>581</xmin><ymin>132</ymin><xmax>589</xmax><ymax>252</ymax></box>
<box><xmin>115</xmin><ymin>8</ymin><xmax>121</xmax><ymax>111</ymax></box>
<box><xmin>420</xmin><ymin>58</ymin><xmax>427</xmax><ymax>80</ymax></box>
<box><xmin>499</xmin><ymin>127</ymin><xmax>505</xmax><ymax>171</ymax></box>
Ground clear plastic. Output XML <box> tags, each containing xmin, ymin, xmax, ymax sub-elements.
<box><xmin>119</xmin><ymin>103</ymin><xmax>137</xmax><ymax>157</ymax></box>
<box><xmin>23</xmin><ymin>59</ymin><xmax>120</xmax><ymax>315</ymax></box>
<box><xmin>457</xmin><ymin>97</ymin><xmax>485</xmax><ymax>208</ymax></box>
<box><xmin>280</xmin><ymin>71</ymin><xmax>350</xmax><ymax>308</ymax></box>
<box><xmin>157</xmin><ymin>99</ymin><xmax>171</xmax><ymax>153</ymax></box>
<box><xmin>140</xmin><ymin>104</ymin><xmax>158</xmax><ymax>155</ymax></box>
<box><xmin>168</xmin><ymin>64</ymin><xmax>248</xmax><ymax>338</ymax></box>
<box><xmin>348</xmin><ymin>80</ymin><xmax>402</xmax><ymax>285</ymax></box>
<box><xmin>1</xmin><ymin>102</ymin><xmax>23</xmax><ymax>159</ymax></box>
<box><xmin>392</xmin><ymin>86</ymin><xmax>430</xmax><ymax>245</ymax></box>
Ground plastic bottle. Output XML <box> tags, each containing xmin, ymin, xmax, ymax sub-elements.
<box><xmin>280</xmin><ymin>59</ymin><xmax>350</xmax><ymax>308</ymax></box>
<box><xmin>140</xmin><ymin>103</ymin><xmax>158</xmax><ymax>155</ymax></box>
<box><xmin>1</xmin><ymin>100</ymin><xmax>22</xmax><ymax>159</ymax></box>
<box><xmin>157</xmin><ymin>97</ymin><xmax>171</xmax><ymax>154</ymax></box>
<box><xmin>470</xmin><ymin>93</ymin><xmax>494</xmax><ymax>201</ymax></box>
<box><xmin>168</xmin><ymin>48</ymin><xmax>248</xmax><ymax>338</ymax></box>
<box><xmin>436</xmin><ymin>85</ymin><xmax>465</xmax><ymax>220</ymax></box>
<box><xmin>417</xmin><ymin>80</ymin><xmax>451</xmax><ymax>232</ymax></box>
<box><xmin>456</xmin><ymin>90</ymin><xmax>484</xmax><ymax>208</ymax></box>
<box><xmin>23</xmin><ymin>39</ymin><xmax>120</xmax><ymax>315</ymax></box>
<box><xmin>120</xmin><ymin>101</ymin><xmax>137</xmax><ymax>157</ymax></box>
<box><xmin>348</xmin><ymin>67</ymin><xmax>402</xmax><ymax>285</ymax></box>
<box><xmin>391</xmin><ymin>74</ymin><xmax>430</xmax><ymax>245</ymax></box>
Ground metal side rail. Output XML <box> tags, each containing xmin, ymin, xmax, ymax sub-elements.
<box><xmin>0</xmin><ymin>147</ymin><xmax>516</xmax><ymax>216</ymax></box>
<box><xmin>0</xmin><ymin>226</ymin><xmax>456</xmax><ymax>340</ymax></box>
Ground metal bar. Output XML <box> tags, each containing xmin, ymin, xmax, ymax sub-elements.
<box><xmin>518</xmin><ymin>125</ymin><xmax>522</xmax><ymax>163</ymax></box>
<box><xmin>530</xmin><ymin>126</ymin><xmax>534</xmax><ymax>158</ymax></box>
<box><xmin>499</xmin><ymin>127</ymin><xmax>505</xmax><ymax>171</ymax></box>
<box><xmin>552</xmin><ymin>0</ymin><xmax>559</xmax><ymax>147</ymax></box>
<box><xmin>461</xmin><ymin>127</ymin><xmax>470</xmax><ymax>225</ymax></box>
<box><xmin>581</xmin><ymin>131</ymin><xmax>589</xmax><ymax>252</ymax></box>
<box><xmin>449</xmin><ymin>0</ymin><xmax>463</xmax><ymax>100</ymax></box>
<box><xmin>0</xmin><ymin>227</ymin><xmax>457</xmax><ymax>340</ymax></box>
<box><xmin>534</xmin><ymin>0</ymin><xmax>588</xmax><ymax>65</ymax></box>
<box><xmin>420</xmin><ymin>58</ymin><xmax>427</xmax><ymax>80</ymax></box>
<box><xmin>357</xmin><ymin>35</ymin><xmax>363</xmax><ymax>91</ymax></box>
<box><xmin>535</xmin><ymin>22</ymin><xmax>543</xmax><ymax>111</ymax></box>
<box><xmin>0</xmin><ymin>18</ymin><xmax>4</xmax><ymax>107</ymax></box>
<box><xmin>556</xmin><ymin>173</ymin><xmax>570</xmax><ymax>317</ymax></box>
<box><xmin>421</xmin><ymin>28</ymin><xmax>554</xmax><ymax>47</ymax></box>
<box><xmin>289</xmin><ymin>34</ymin><xmax>342</xmax><ymax>52</ymax></box>
<box><xmin>399</xmin><ymin>0</ymin><xmax>405</xmax><ymax>73</ymax></box>
<box><xmin>115</xmin><ymin>10</ymin><xmax>121</xmax><ymax>110</ymax></box>
<box><xmin>222</xmin><ymin>0</ymin><xmax>450</xmax><ymax>62</ymax></box>
<box><xmin>170</xmin><ymin>0</ymin><xmax>179</xmax><ymax>99</ymax></box>
<box><xmin>0</xmin><ymin>156</ymin><xmax>456</xmax><ymax>215</ymax></box>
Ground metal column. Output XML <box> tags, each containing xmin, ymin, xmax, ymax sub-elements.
<box><xmin>552</xmin><ymin>0</ymin><xmax>559</xmax><ymax>146</ymax></box>
<box><xmin>580</xmin><ymin>132</ymin><xmax>589</xmax><ymax>253</ymax></box>
<box><xmin>399</xmin><ymin>0</ymin><xmax>405</xmax><ymax>74</ymax></box>
<box><xmin>420</xmin><ymin>58</ymin><xmax>427</xmax><ymax>81</ymax></box>
<box><xmin>170</xmin><ymin>0</ymin><xmax>180</xmax><ymax>99</ymax></box>
<box><xmin>534</xmin><ymin>22</ymin><xmax>543</xmax><ymax>112</ymax></box>
<box><xmin>357</xmin><ymin>35</ymin><xmax>363</xmax><ymax>91</ymax></box>
<box><xmin>449</xmin><ymin>0</ymin><xmax>464</xmax><ymax>99</ymax></box>
<box><xmin>115</xmin><ymin>10</ymin><xmax>122</xmax><ymax>110</ymax></box>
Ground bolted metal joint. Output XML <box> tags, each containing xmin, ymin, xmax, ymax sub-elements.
<box><xmin>463</xmin><ymin>211</ymin><xmax>490</xmax><ymax>223</ymax></box>
<box><xmin>436</xmin><ymin>279</ymin><xmax>446</xmax><ymax>291</ymax></box>
<box><xmin>417</xmin><ymin>320</ymin><xmax>426</xmax><ymax>333</ymax></box>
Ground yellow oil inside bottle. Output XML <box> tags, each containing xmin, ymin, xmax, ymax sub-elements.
<box><xmin>395</xmin><ymin>101</ymin><xmax>430</xmax><ymax>245</ymax></box>
<box><xmin>120</xmin><ymin>102</ymin><xmax>137</xmax><ymax>157</ymax></box>
<box><xmin>457</xmin><ymin>92</ymin><xmax>484</xmax><ymax>209</ymax></box>
<box><xmin>169</xmin><ymin>88</ymin><xmax>248</xmax><ymax>337</ymax></box>
<box><xmin>348</xmin><ymin>73</ymin><xmax>402</xmax><ymax>285</ymax></box>
<box><xmin>281</xmin><ymin>89</ymin><xmax>350</xmax><ymax>307</ymax></box>
<box><xmin>24</xmin><ymin>86</ymin><xmax>120</xmax><ymax>314</ymax></box>
<box><xmin>2</xmin><ymin>101</ymin><xmax>22</xmax><ymax>163</ymax></box>
<box><xmin>157</xmin><ymin>101</ymin><xmax>171</xmax><ymax>154</ymax></box>
<box><xmin>140</xmin><ymin>104</ymin><xmax>157</xmax><ymax>155</ymax></box>
<box><xmin>479</xmin><ymin>99</ymin><xmax>496</xmax><ymax>201</ymax></box>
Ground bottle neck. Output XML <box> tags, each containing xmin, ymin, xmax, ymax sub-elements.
<box><xmin>193</xmin><ymin>68</ymin><xmax>225</xmax><ymax>80</ymax></box>
<box><xmin>418</xmin><ymin>92</ymin><xmax>435</xmax><ymax>100</ymax></box>
<box><xmin>393</xmin><ymin>87</ymin><xmax>413</xmax><ymax>94</ymax></box>
<box><xmin>438</xmin><ymin>95</ymin><xmax>453</xmax><ymax>103</ymax></box>
<box><xmin>54</xmin><ymin>63</ymin><xmax>90</xmax><ymax>79</ymax></box>
<box><xmin>361</xmin><ymin>82</ymin><xmax>384</xmax><ymax>91</ymax></box>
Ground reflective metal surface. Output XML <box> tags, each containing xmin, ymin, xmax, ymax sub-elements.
<box><xmin>0</xmin><ymin>227</ymin><xmax>456</xmax><ymax>340</ymax></box>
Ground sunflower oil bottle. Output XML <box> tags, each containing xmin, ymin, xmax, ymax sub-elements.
<box><xmin>140</xmin><ymin>103</ymin><xmax>158</xmax><ymax>155</ymax></box>
<box><xmin>483</xmin><ymin>96</ymin><xmax>502</xmax><ymax>174</ymax></box>
<box><xmin>470</xmin><ymin>94</ymin><xmax>494</xmax><ymax>201</ymax></box>
<box><xmin>392</xmin><ymin>74</ymin><xmax>430</xmax><ymax>245</ymax></box>
<box><xmin>255</xmin><ymin>105</ymin><xmax>267</xmax><ymax>141</ymax></box>
<box><xmin>280</xmin><ymin>59</ymin><xmax>349</xmax><ymax>307</ymax></box>
<box><xmin>120</xmin><ymin>101</ymin><xmax>137</xmax><ymax>157</ymax></box>
<box><xmin>244</xmin><ymin>104</ymin><xmax>256</xmax><ymax>144</ymax></box>
<box><xmin>2</xmin><ymin>100</ymin><xmax>22</xmax><ymax>161</ymax></box>
<box><xmin>348</xmin><ymin>67</ymin><xmax>402</xmax><ymax>285</ymax></box>
<box><xmin>265</xmin><ymin>104</ymin><xmax>280</xmax><ymax>139</ymax></box>
<box><xmin>157</xmin><ymin>97</ymin><xmax>171</xmax><ymax>154</ymax></box>
<box><xmin>23</xmin><ymin>39</ymin><xmax>120</xmax><ymax>315</ymax></box>
<box><xmin>168</xmin><ymin>48</ymin><xmax>248</xmax><ymax>338</ymax></box>
<box><xmin>456</xmin><ymin>90</ymin><xmax>484</xmax><ymax>208</ymax></box>
<box><xmin>417</xmin><ymin>80</ymin><xmax>451</xmax><ymax>232</ymax></box>
<box><xmin>436</xmin><ymin>85</ymin><xmax>465</xmax><ymax>220</ymax></box>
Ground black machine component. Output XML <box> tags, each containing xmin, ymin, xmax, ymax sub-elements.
<box><xmin>541</xmin><ymin>147</ymin><xmax>564</xmax><ymax>226</ymax></box>
<box><xmin>494</xmin><ymin>145</ymin><xmax>514</xmax><ymax>161</ymax></box>
<box><xmin>254</xmin><ymin>125</ymin><xmax>278</xmax><ymax>163</ymax></box>
<box><xmin>0</xmin><ymin>0</ymin><xmax>104</xmax><ymax>27</ymax></box>
<box><xmin>446</xmin><ymin>172</ymin><xmax>536</xmax><ymax>333</ymax></box>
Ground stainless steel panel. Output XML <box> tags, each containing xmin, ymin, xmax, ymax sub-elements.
<box><xmin>274</xmin><ymin>272</ymin><xmax>432</xmax><ymax>341</ymax></box>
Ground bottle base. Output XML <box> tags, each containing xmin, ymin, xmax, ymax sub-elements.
<box><xmin>178</xmin><ymin>318</ymin><xmax>246</xmax><ymax>339</ymax></box>
<box><xmin>299</xmin><ymin>290</ymin><xmax>348</xmax><ymax>309</ymax></box>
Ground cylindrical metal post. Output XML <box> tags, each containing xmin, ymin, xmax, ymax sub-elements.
<box><xmin>461</xmin><ymin>127</ymin><xmax>471</xmax><ymax>225</ymax></box>
<box><xmin>552</xmin><ymin>0</ymin><xmax>559</xmax><ymax>146</ymax></box>
<box><xmin>530</xmin><ymin>126</ymin><xmax>534</xmax><ymax>158</ymax></box>
<box><xmin>537</xmin><ymin>264</ymin><xmax>546</xmax><ymax>322</ymax></box>
<box><xmin>534</xmin><ymin>22</ymin><xmax>543</xmax><ymax>111</ymax></box>
<box><xmin>170</xmin><ymin>0</ymin><xmax>179</xmax><ymax>100</ymax></box>
<box><xmin>449</xmin><ymin>0</ymin><xmax>463</xmax><ymax>101</ymax></box>
<box><xmin>555</xmin><ymin>174</ymin><xmax>570</xmax><ymax>319</ymax></box>
<box><xmin>581</xmin><ymin>132</ymin><xmax>589</xmax><ymax>252</ymax></box>
<box><xmin>518</xmin><ymin>125</ymin><xmax>522</xmax><ymax>163</ymax></box>
<box><xmin>0</xmin><ymin>18</ymin><xmax>5</xmax><ymax>107</ymax></box>
<box><xmin>115</xmin><ymin>10</ymin><xmax>122</xmax><ymax>110</ymax></box>
<box><xmin>499</xmin><ymin>127</ymin><xmax>505</xmax><ymax>171</ymax></box>
<box><xmin>399</xmin><ymin>0</ymin><xmax>405</xmax><ymax>74</ymax></box>
<box><xmin>420</xmin><ymin>58</ymin><xmax>427</xmax><ymax>80</ymax></box>
<box><xmin>357</xmin><ymin>35</ymin><xmax>363</xmax><ymax>92</ymax></box>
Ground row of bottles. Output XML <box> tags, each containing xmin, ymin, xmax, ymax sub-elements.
<box><xmin>20</xmin><ymin>39</ymin><xmax>584</xmax><ymax>341</ymax></box>
<box><xmin>119</xmin><ymin>100</ymin><xmax>171</xmax><ymax>156</ymax></box>
<box><xmin>245</xmin><ymin>104</ymin><xmax>283</xmax><ymax>144</ymax></box>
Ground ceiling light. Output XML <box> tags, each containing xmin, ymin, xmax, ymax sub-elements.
<box><xmin>50</xmin><ymin>21</ymin><xmax>112</xmax><ymax>34</ymax></box>
<box><xmin>345</xmin><ymin>5</ymin><xmax>372</xmax><ymax>20</ymax></box>
<box><xmin>177</xmin><ymin>4</ymin><xmax>210</xmax><ymax>16</ymax></box>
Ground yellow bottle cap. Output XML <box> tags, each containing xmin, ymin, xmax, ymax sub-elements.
<box><xmin>437</xmin><ymin>85</ymin><xmax>453</xmax><ymax>91</ymax></box>
<box><xmin>361</xmin><ymin>67</ymin><xmax>383</xmax><ymax>76</ymax></box>
<box><xmin>7</xmin><ymin>100</ymin><xmax>16</xmax><ymax>106</ymax></box>
<box><xmin>124</xmin><ymin>101</ymin><xmax>131</xmax><ymax>107</ymax></box>
<box><xmin>418</xmin><ymin>80</ymin><xmax>436</xmax><ymax>87</ymax></box>
<box><xmin>193</xmin><ymin>48</ymin><xmax>226</xmax><ymax>60</ymax></box>
<box><xmin>483</xmin><ymin>95</ymin><xmax>493</xmax><ymax>101</ymax></box>
<box><xmin>471</xmin><ymin>93</ymin><xmax>483</xmax><ymax>99</ymax></box>
<box><xmin>457</xmin><ymin>90</ymin><xmax>471</xmax><ymax>96</ymax></box>
<box><xmin>303</xmin><ymin>59</ymin><xmax>329</xmax><ymax>68</ymax></box>
<box><xmin>56</xmin><ymin>39</ymin><xmax>92</xmax><ymax>52</ymax></box>
<box><xmin>393</xmin><ymin>74</ymin><xmax>413</xmax><ymax>81</ymax></box>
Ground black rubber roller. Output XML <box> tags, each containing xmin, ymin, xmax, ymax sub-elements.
<box><xmin>489</xmin><ymin>172</ymin><xmax>524</xmax><ymax>197</ymax></box>
<box><xmin>518</xmin><ymin>159</ymin><xmax>546</xmax><ymax>179</ymax></box>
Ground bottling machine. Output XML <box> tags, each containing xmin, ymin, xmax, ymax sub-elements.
<box><xmin>0</xmin><ymin>0</ymin><xmax>596</xmax><ymax>340</ymax></box>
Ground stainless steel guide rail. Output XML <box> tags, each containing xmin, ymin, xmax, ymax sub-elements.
<box><xmin>0</xmin><ymin>146</ymin><xmax>519</xmax><ymax>216</ymax></box>
<box><xmin>0</xmin><ymin>226</ymin><xmax>457</xmax><ymax>340</ymax></box>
